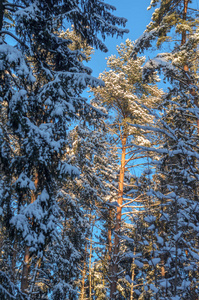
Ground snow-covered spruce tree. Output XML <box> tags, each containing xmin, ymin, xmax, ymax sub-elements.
<box><xmin>0</xmin><ymin>0</ymin><xmax>128</xmax><ymax>298</ymax></box>
<box><xmin>92</xmin><ymin>39</ymin><xmax>162</xmax><ymax>299</ymax></box>
<box><xmin>90</xmin><ymin>260</ymin><xmax>108</xmax><ymax>300</ymax></box>
<box><xmin>131</xmin><ymin>72</ymin><xmax>199</xmax><ymax>299</ymax></box>
<box><xmin>129</xmin><ymin>0</ymin><xmax>199</xmax><ymax>298</ymax></box>
<box><xmin>31</xmin><ymin>28</ymin><xmax>110</xmax><ymax>300</ymax></box>
<box><xmin>41</xmin><ymin>191</ymin><xmax>90</xmax><ymax>300</ymax></box>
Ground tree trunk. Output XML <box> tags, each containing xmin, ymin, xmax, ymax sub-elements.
<box><xmin>181</xmin><ymin>1</ymin><xmax>199</xmax><ymax>134</ymax></box>
<box><xmin>81</xmin><ymin>243</ymin><xmax>88</xmax><ymax>300</ymax></box>
<box><xmin>89</xmin><ymin>215</ymin><xmax>94</xmax><ymax>300</ymax></box>
<box><xmin>21</xmin><ymin>246</ymin><xmax>30</xmax><ymax>293</ymax></box>
<box><xmin>108</xmin><ymin>208</ymin><xmax>112</xmax><ymax>262</ymax></box>
<box><xmin>108</xmin><ymin>207</ymin><xmax>113</xmax><ymax>283</ymax></box>
<box><xmin>174</xmin><ymin>197</ymin><xmax>178</xmax><ymax>296</ymax></box>
<box><xmin>110</xmin><ymin>135</ymin><xmax>127</xmax><ymax>299</ymax></box>
<box><xmin>29</xmin><ymin>258</ymin><xmax>41</xmax><ymax>300</ymax></box>
<box><xmin>130</xmin><ymin>247</ymin><xmax>136</xmax><ymax>300</ymax></box>
<box><xmin>89</xmin><ymin>237</ymin><xmax>92</xmax><ymax>300</ymax></box>
<box><xmin>21</xmin><ymin>172</ymin><xmax>39</xmax><ymax>294</ymax></box>
<box><xmin>181</xmin><ymin>0</ymin><xmax>188</xmax><ymax>46</ymax></box>
<box><xmin>11</xmin><ymin>239</ymin><xmax>17</xmax><ymax>282</ymax></box>
<box><xmin>161</xmin><ymin>258</ymin><xmax>165</xmax><ymax>278</ymax></box>
<box><xmin>108</xmin><ymin>208</ymin><xmax>113</xmax><ymax>295</ymax></box>
<box><xmin>0</xmin><ymin>0</ymin><xmax>4</xmax><ymax>32</ymax></box>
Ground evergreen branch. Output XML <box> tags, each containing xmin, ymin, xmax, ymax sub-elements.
<box><xmin>3</xmin><ymin>3</ymin><xmax>25</xmax><ymax>9</ymax></box>
<box><xmin>0</xmin><ymin>31</ymin><xmax>28</xmax><ymax>48</ymax></box>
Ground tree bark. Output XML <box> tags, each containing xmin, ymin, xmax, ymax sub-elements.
<box><xmin>29</xmin><ymin>258</ymin><xmax>41</xmax><ymax>300</ymax></box>
<box><xmin>89</xmin><ymin>237</ymin><xmax>92</xmax><ymax>300</ymax></box>
<box><xmin>181</xmin><ymin>1</ymin><xmax>199</xmax><ymax>135</ymax></box>
<box><xmin>174</xmin><ymin>197</ymin><xmax>178</xmax><ymax>296</ymax></box>
<box><xmin>11</xmin><ymin>239</ymin><xmax>17</xmax><ymax>282</ymax></box>
<box><xmin>21</xmin><ymin>246</ymin><xmax>31</xmax><ymax>293</ymax></box>
<box><xmin>108</xmin><ymin>207</ymin><xmax>113</xmax><ymax>285</ymax></box>
<box><xmin>181</xmin><ymin>4</ymin><xmax>199</xmax><ymax>296</ymax></box>
<box><xmin>108</xmin><ymin>208</ymin><xmax>112</xmax><ymax>262</ymax></box>
<box><xmin>81</xmin><ymin>244</ymin><xmax>88</xmax><ymax>300</ymax></box>
<box><xmin>21</xmin><ymin>172</ymin><xmax>39</xmax><ymax>294</ymax></box>
<box><xmin>181</xmin><ymin>0</ymin><xmax>188</xmax><ymax>46</ymax></box>
<box><xmin>130</xmin><ymin>247</ymin><xmax>136</xmax><ymax>300</ymax></box>
<box><xmin>110</xmin><ymin>135</ymin><xmax>127</xmax><ymax>299</ymax></box>
<box><xmin>89</xmin><ymin>215</ymin><xmax>94</xmax><ymax>300</ymax></box>
<box><xmin>0</xmin><ymin>0</ymin><xmax>4</xmax><ymax>32</ymax></box>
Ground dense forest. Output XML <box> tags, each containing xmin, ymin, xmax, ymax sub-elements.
<box><xmin>0</xmin><ymin>0</ymin><xmax>199</xmax><ymax>299</ymax></box>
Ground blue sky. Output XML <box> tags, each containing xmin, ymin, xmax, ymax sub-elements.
<box><xmin>88</xmin><ymin>0</ymin><xmax>154</xmax><ymax>77</ymax></box>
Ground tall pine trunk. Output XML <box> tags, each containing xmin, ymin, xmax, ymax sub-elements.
<box><xmin>182</xmin><ymin>0</ymin><xmax>199</xmax><ymax>134</ymax></box>
<box><xmin>108</xmin><ymin>208</ymin><xmax>112</xmax><ymax>262</ymax></box>
<box><xmin>110</xmin><ymin>135</ymin><xmax>127</xmax><ymax>299</ymax></box>
<box><xmin>181</xmin><ymin>0</ymin><xmax>188</xmax><ymax>46</ymax></box>
<box><xmin>21</xmin><ymin>246</ymin><xmax>31</xmax><ymax>293</ymax></box>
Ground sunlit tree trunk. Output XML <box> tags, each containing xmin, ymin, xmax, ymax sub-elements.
<box><xmin>110</xmin><ymin>134</ymin><xmax>127</xmax><ymax>299</ymax></box>
<box><xmin>21</xmin><ymin>246</ymin><xmax>31</xmax><ymax>293</ymax></box>
<box><xmin>130</xmin><ymin>247</ymin><xmax>136</xmax><ymax>300</ymax></box>
<box><xmin>181</xmin><ymin>0</ymin><xmax>199</xmax><ymax>134</ymax></box>
<box><xmin>81</xmin><ymin>243</ymin><xmax>88</xmax><ymax>300</ymax></box>
<box><xmin>108</xmin><ymin>208</ymin><xmax>112</xmax><ymax>262</ymax></box>
<box><xmin>181</xmin><ymin>0</ymin><xmax>188</xmax><ymax>46</ymax></box>
<box><xmin>108</xmin><ymin>207</ymin><xmax>113</xmax><ymax>283</ymax></box>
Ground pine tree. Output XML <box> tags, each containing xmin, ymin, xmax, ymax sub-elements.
<box><xmin>92</xmin><ymin>39</ymin><xmax>162</xmax><ymax>299</ymax></box>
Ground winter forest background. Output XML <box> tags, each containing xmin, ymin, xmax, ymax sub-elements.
<box><xmin>0</xmin><ymin>0</ymin><xmax>199</xmax><ymax>299</ymax></box>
